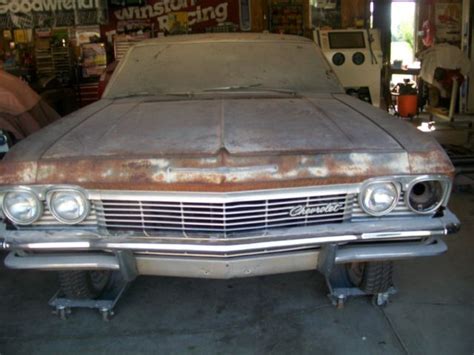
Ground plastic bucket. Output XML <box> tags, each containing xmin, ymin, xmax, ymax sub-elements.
<box><xmin>397</xmin><ymin>94</ymin><xmax>418</xmax><ymax>117</ymax></box>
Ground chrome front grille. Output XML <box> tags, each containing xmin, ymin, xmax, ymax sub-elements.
<box><xmin>18</xmin><ymin>187</ymin><xmax>417</xmax><ymax>235</ymax></box>
<box><xmin>94</xmin><ymin>192</ymin><xmax>355</xmax><ymax>237</ymax></box>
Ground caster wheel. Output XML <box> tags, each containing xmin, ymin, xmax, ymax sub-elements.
<box><xmin>55</xmin><ymin>306</ymin><xmax>72</xmax><ymax>320</ymax></box>
<box><xmin>372</xmin><ymin>292</ymin><xmax>390</xmax><ymax>307</ymax></box>
<box><xmin>100</xmin><ymin>308</ymin><xmax>115</xmax><ymax>322</ymax></box>
<box><xmin>336</xmin><ymin>295</ymin><xmax>346</xmax><ymax>309</ymax></box>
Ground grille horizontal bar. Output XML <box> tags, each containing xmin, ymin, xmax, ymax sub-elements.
<box><xmin>96</xmin><ymin>210</ymin><xmax>347</xmax><ymax>226</ymax></box>
<box><xmin>100</xmin><ymin>216</ymin><xmax>348</xmax><ymax>234</ymax></box>
<box><xmin>96</xmin><ymin>193</ymin><xmax>353</xmax><ymax>237</ymax></box>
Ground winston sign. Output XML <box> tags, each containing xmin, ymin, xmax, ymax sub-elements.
<box><xmin>0</xmin><ymin>0</ymin><xmax>108</xmax><ymax>28</ymax></box>
<box><xmin>106</xmin><ymin>0</ymin><xmax>240</xmax><ymax>33</ymax></box>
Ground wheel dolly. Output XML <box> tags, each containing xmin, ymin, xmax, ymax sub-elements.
<box><xmin>49</xmin><ymin>251</ymin><xmax>137</xmax><ymax>321</ymax></box>
<box><xmin>319</xmin><ymin>244</ymin><xmax>397</xmax><ymax>309</ymax></box>
<box><xmin>325</xmin><ymin>276</ymin><xmax>397</xmax><ymax>309</ymax></box>
<box><xmin>49</xmin><ymin>276</ymin><xmax>129</xmax><ymax>321</ymax></box>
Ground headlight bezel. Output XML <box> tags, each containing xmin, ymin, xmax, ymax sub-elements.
<box><xmin>359</xmin><ymin>180</ymin><xmax>401</xmax><ymax>216</ymax></box>
<box><xmin>46</xmin><ymin>188</ymin><xmax>91</xmax><ymax>225</ymax></box>
<box><xmin>359</xmin><ymin>175</ymin><xmax>452</xmax><ymax>217</ymax></box>
<box><xmin>2</xmin><ymin>188</ymin><xmax>43</xmax><ymax>225</ymax></box>
<box><xmin>405</xmin><ymin>176</ymin><xmax>451</xmax><ymax>215</ymax></box>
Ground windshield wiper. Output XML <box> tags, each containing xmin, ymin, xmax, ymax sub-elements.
<box><xmin>203</xmin><ymin>84</ymin><xmax>262</xmax><ymax>91</ymax></box>
<box><xmin>113</xmin><ymin>91</ymin><xmax>153</xmax><ymax>99</ymax></box>
<box><xmin>113</xmin><ymin>86</ymin><xmax>297</xmax><ymax>100</ymax></box>
<box><xmin>163</xmin><ymin>91</ymin><xmax>195</xmax><ymax>97</ymax></box>
<box><xmin>203</xmin><ymin>84</ymin><xmax>297</xmax><ymax>96</ymax></box>
<box><xmin>114</xmin><ymin>91</ymin><xmax>196</xmax><ymax>100</ymax></box>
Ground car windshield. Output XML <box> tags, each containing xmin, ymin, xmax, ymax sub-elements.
<box><xmin>104</xmin><ymin>39</ymin><xmax>343</xmax><ymax>98</ymax></box>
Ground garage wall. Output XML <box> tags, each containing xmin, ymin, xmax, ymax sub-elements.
<box><xmin>250</xmin><ymin>0</ymin><xmax>311</xmax><ymax>36</ymax></box>
<box><xmin>341</xmin><ymin>0</ymin><xmax>369</xmax><ymax>28</ymax></box>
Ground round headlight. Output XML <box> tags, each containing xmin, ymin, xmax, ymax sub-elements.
<box><xmin>407</xmin><ymin>180</ymin><xmax>444</xmax><ymax>214</ymax></box>
<box><xmin>360</xmin><ymin>182</ymin><xmax>399</xmax><ymax>216</ymax></box>
<box><xmin>3</xmin><ymin>190</ymin><xmax>42</xmax><ymax>225</ymax></box>
<box><xmin>49</xmin><ymin>190</ymin><xmax>90</xmax><ymax>224</ymax></box>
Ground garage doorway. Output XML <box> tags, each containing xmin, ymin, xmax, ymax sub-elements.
<box><xmin>391</xmin><ymin>0</ymin><xmax>418</xmax><ymax>84</ymax></box>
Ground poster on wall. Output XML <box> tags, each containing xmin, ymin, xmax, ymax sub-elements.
<box><xmin>81</xmin><ymin>42</ymin><xmax>106</xmax><ymax>77</ymax></box>
<box><xmin>0</xmin><ymin>0</ymin><xmax>108</xmax><ymax>29</ymax></box>
<box><xmin>105</xmin><ymin>0</ymin><xmax>240</xmax><ymax>34</ymax></box>
<box><xmin>76</xmin><ymin>26</ymin><xmax>101</xmax><ymax>44</ymax></box>
<box><xmin>311</xmin><ymin>0</ymin><xmax>341</xmax><ymax>29</ymax></box>
<box><xmin>435</xmin><ymin>3</ymin><xmax>462</xmax><ymax>42</ymax></box>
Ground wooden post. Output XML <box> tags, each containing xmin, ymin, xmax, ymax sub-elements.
<box><xmin>250</xmin><ymin>0</ymin><xmax>267</xmax><ymax>32</ymax></box>
<box><xmin>373</xmin><ymin>0</ymin><xmax>392</xmax><ymax>109</ymax></box>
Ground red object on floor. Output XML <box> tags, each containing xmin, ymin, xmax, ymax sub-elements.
<box><xmin>398</xmin><ymin>95</ymin><xmax>418</xmax><ymax>117</ymax></box>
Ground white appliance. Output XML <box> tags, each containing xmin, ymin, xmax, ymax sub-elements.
<box><xmin>315</xmin><ymin>29</ymin><xmax>383</xmax><ymax>107</ymax></box>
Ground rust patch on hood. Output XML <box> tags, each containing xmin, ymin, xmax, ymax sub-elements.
<box><xmin>408</xmin><ymin>150</ymin><xmax>455</xmax><ymax>177</ymax></box>
<box><xmin>0</xmin><ymin>161</ymin><xmax>37</xmax><ymax>185</ymax></box>
<box><xmin>0</xmin><ymin>150</ymin><xmax>448</xmax><ymax>192</ymax></box>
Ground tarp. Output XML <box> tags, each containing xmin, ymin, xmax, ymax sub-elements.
<box><xmin>0</xmin><ymin>70</ymin><xmax>60</xmax><ymax>140</ymax></box>
<box><xmin>419</xmin><ymin>43</ymin><xmax>471</xmax><ymax>85</ymax></box>
<box><xmin>0</xmin><ymin>70</ymin><xmax>40</xmax><ymax>115</ymax></box>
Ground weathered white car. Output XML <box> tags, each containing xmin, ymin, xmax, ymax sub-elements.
<box><xmin>0</xmin><ymin>34</ymin><xmax>460</xmax><ymax>304</ymax></box>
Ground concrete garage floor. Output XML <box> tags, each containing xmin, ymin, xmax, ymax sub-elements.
<box><xmin>0</xmin><ymin>190</ymin><xmax>472</xmax><ymax>355</ymax></box>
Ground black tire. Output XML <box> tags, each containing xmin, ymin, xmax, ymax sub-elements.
<box><xmin>58</xmin><ymin>270</ymin><xmax>111</xmax><ymax>299</ymax></box>
<box><xmin>346</xmin><ymin>261</ymin><xmax>393</xmax><ymax>294</ymax></box>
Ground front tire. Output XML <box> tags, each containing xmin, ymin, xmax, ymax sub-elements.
<box><xmin>346</xmin><ymin>261</ymin><xmax>394</xmax><ymax>294</ymax></box>
<box><xmin>58</xmin><ymin>270</ymin><xmax>111</xmax><ymax>299</ymax></box>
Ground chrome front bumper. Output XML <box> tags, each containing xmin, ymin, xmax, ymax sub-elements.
<box><xmin>4</xmin><ymin>238</ymin><xmax>448</xmax><ymax>279</ymax></box>
<box><xmin>1</xmin><ymin>210</ymin><xmax>460</xmax><ymax>279</ymax></box>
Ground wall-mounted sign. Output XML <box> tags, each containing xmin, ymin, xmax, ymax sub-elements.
<box><xmin>435</xmin><ymin>3</ymin><xmax>462</xmax><ymax>42</ymax></box>
<box><xmin>0</xmin><ymin>0</ymin><xmax>108</xmax><ymax>28</ymax></box>
<box><xmin>105</xmin><ymin>0</ymin><xmax>240</xmax><ymax>33</ymax></box>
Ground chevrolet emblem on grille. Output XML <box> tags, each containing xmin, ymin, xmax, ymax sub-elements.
<box><xmin>289</xmin><ymin>203</ymin><xmax>344</xmax><ymax>217</ymax></box>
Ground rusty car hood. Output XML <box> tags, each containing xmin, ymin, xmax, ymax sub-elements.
<box><xmin>40</xmin><ymin>94</ymin><xmax>404</xmax><ymax>157</ymax></box>
<box><xmin>1</xmin><ymin>93</ymin><xmax>454</xmax><ymax>190</ymax></box>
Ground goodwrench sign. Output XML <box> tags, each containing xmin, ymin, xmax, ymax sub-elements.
<box><xmin>0</xmin><ymin>0</ymin><xmax>108</xmax><ymax>28</ymax></box>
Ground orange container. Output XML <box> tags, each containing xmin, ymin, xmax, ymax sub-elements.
<box><xmin>397</xmin><ymin>94</ymin><xmax>418</xmax><ymax>117</ymax></box>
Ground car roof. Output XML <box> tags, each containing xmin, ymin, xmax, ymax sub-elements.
<box><xmin>136</xmin><ymin>32</ymin><xmax>313</xmax><ymax>46</ymax></box>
